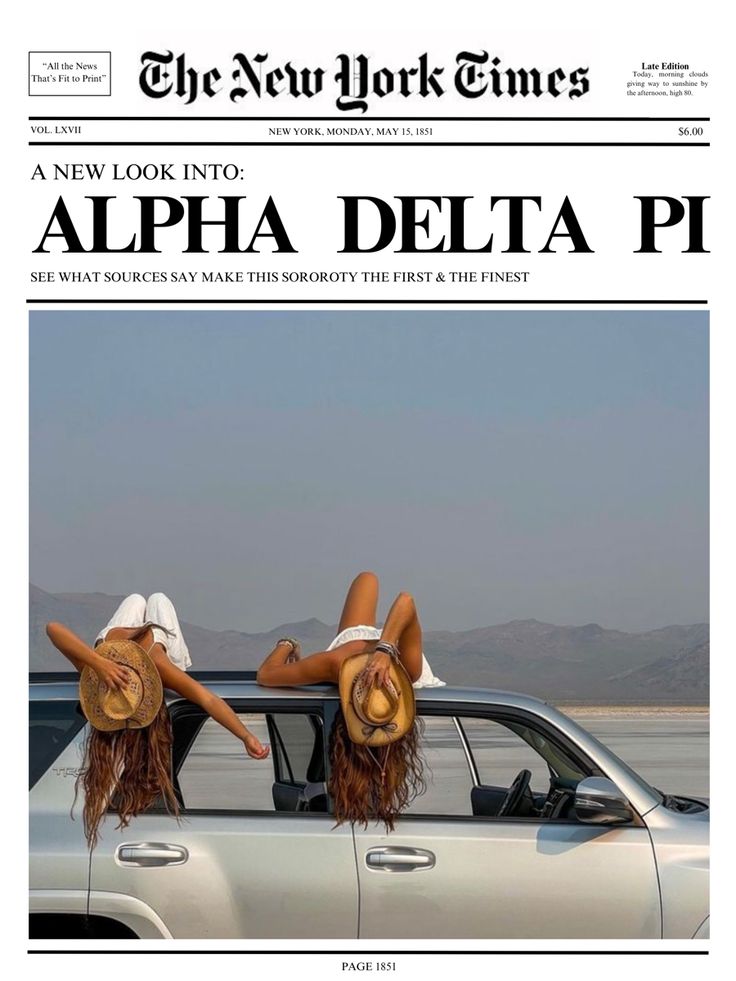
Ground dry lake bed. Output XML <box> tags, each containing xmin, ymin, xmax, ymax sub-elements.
<box><xmin>560</xmin><ymin>706</ymin><xmax>709</xmax><ymax>799</ymax></box>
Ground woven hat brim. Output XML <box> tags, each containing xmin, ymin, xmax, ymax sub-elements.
<box><xmin>79</xmin><ymin>640</ymin><xmax>163</xmax><ymax>732</ymax></box>
<box><xmin>338</xmin><ymin>652</ymin><xmax>415</xmax><ymax>746</ymax></box>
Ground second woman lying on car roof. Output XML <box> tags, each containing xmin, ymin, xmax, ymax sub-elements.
<box><xmin>257</xmin><ymin>571</ymin><xmax>444</xmax><ymax>829</ymax></box>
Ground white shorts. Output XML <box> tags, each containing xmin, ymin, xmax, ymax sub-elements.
<box><xmin>95</xmin><ymin>592</ymin><xmax>192</xmax><ymax>672</ymax></box>
<box><xmin>327</xmin><ymin>624</ymin><xmax>445</xmax><ymax>689</ymax></box>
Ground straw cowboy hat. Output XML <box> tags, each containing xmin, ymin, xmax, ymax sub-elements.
<box><xmin>338</xmin><ymin>652</ymin><xmax>416</xmax><ymax>747</ymax></box>
<box><xmin>79</xmin><ymin>639</ymin><xmax>163</xmax><ymax>731</ymax></box>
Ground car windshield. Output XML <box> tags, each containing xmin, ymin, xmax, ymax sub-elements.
<box><xmin>550</xmin><ymin>706</ymin><xmax>664</xmax><ymax>805</ymax></box>
<box><xmin>503</xmin><ymin>719</ymin><xmax>586</xmax><ymax>783</ymax></box>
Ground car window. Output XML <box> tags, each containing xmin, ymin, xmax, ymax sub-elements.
<box><xmin>461</xmin><ymin>717</ymin><xmax>554</xmax><ymax>791</ymax></box>
<box><xmin>405</xmin><ymin>714</ymin><xmax>557</xmax><ymax>817</ymax></box>
<box><xmin>177</xmin><ymin>711</ymin><xmax>324</xmax><ymax>812</ymax></box>
<box><xmin>29</xmin><ymin>699</ymin><xmax>86</xmax><ymax>789</ymax></box>
<box><xmin>270</xmin><ymin>712</ymin><xmax>322</xmax><ymax>784</ymax></box>
<box><xmin>406</xmin><ymin>716</ymin><xmax>475</xmax><ymax>815</ymax></box>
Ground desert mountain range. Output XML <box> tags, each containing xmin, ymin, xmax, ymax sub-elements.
<box><xmin>29</xmin><ymin>584</ymin><xmax>709</xmax><ymax>703</ymax></box>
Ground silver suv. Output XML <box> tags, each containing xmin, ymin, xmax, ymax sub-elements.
<box><xmin>30</xmin><ymin>672</ymin><xmax>709</xmax><ymax>940</ymax></box>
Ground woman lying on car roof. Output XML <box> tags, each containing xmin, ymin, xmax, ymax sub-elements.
<box><xmin>46</xmin><ymin>591</ymin><xmax>269</xmax><ymax>848</ymax></box>
<box><xmin>257</xmin><ymin>571</ymin><xmax>444</xmax><ymax>830</ymax></box>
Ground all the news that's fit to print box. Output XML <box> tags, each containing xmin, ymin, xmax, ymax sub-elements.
<box><xmin>28</xmin><ymin>52</ymin><xmax>111</xmax><ymax>97</ymax></box>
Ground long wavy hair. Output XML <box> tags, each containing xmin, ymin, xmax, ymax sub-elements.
<box><xmin>73</xmin><ymin>703</ymin><xmax>179</xmax><ymax>849</ymax></box>
<box><xmin>328</xmin><ymin>711</ymin><xmax>426</xmax><ymax>830</ymax></box>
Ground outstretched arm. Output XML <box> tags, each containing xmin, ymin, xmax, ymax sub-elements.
<box><xmin>147</xmin><ymin>650</ymin><xmax>269</xmax><ymax>760</ymax></box>
<box><xmin>46</xmin><ymin>621</ymin><xmax>269</xmax><ymax>760</ymax></box>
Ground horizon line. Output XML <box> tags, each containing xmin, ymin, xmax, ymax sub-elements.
<box><xmin>29</xmin><ymin>582</ymin><xmax>710</xmax><ymax>638</ymax></box>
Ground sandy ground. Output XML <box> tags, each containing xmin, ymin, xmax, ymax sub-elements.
<box><xmin>558</xmin><ymin>705</ymin><xmax>709</xmax><ymax>717</ymax></box>
<box><xmin>559</xmin><ymin>708</ymin><xmax>709</xmax><ymax>799</ymax></box>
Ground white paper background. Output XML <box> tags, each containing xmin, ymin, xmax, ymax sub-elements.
<box><xmin>5</xmin><ymin>0</ymin><xmax>730</xmax><ymax>974</ymax></box>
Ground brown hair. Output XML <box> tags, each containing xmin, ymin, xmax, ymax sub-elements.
<box><xmin>327</xmin><ymin>711</ymin><xmax>426</xmax><ymax>830</ymax></box>
<box><xmin>73</xmin><ymin>703</ymin><xmax>179</xmax><ymax>849</ymax></box>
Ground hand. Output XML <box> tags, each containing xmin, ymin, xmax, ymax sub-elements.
<box><xmin>95</xmin><ymin>658</ymin><xmax>131</xmax><ymax>692</ymax></box>
<box><xmin>278</xmin><ymin>638</ymin><xmax>301</xmax><ymax>663</ymax></box>
<box><xmin>244</xmin><ymin>732</ymin><xmax>270</xmax><ymax>760</ymax></box>
<box><xmin>365</xmin><ymin>651</ymin><xmax>392</xmax><ymax>689</ymax></box>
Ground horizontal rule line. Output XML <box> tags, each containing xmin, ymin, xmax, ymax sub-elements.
<box><xmin>28</xmin><ymin>141</ymin><xmax>710</xmax><ymax>148</ymax></box>
<box><xmin>28</xmin><ymin>116</ymin><xmax>712</xmax><ymax>122</ymax></box>
<box><xmin>27</xmin><ymin>299</ymin><xmax>708</xmax><ymax>306</ymax></box>
<box><xmin>27</xmin><ymin>949</ymin><xmax>709</xmax><ymax>957</ymax></box>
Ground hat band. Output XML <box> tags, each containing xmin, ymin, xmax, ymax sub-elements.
<box><xmin>361</xmin><ymin>720</ymin><xmax>399</xmax><ymax>738</ymax></box>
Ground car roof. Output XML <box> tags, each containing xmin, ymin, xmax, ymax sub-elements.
<box><xmin>28</xmin><ymin>672</ymin><xmax>549</xmax><ymax>711</ymax></box>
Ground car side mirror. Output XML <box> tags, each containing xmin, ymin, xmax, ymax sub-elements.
<box><xmin>574</xmin><ymin>777</ymin><xmax>635</xmax><ymax>825</ymax></box>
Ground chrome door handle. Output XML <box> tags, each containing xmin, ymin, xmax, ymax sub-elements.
<box><xmin>365</xmin><ymin>847</ymin><xmax>435</xmax><ymax>872</ymax></box>
<box><xmin>115</xmin><ymin>842</ymin><xmax>189</xmax><ymax>867</ymax></box>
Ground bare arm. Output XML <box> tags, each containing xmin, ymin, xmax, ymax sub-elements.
<box><xmin>149</xmin><ymin>651</ymin><xmax>269</xmax><ymax>759</ymax></box>
<box><xmin>256</xmin><ymin>641</ymin><xmax>337</xmax><ymax>687</ymax></box>
<box><xmin>46</xmin><ymin>621</ymin><xmax>130</xmax><ymax>690</ymax></box>
<box><xmin>366</xmin><ymin>592</ymin><xmax>423</xmax><ymax>686</ymax></box>
<box><xmin>46</xmin><ymin>621</ymin><xmax>269</xmax><ymax>760</ymax></box>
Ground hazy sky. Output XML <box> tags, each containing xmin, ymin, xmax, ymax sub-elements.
<box><xmin>30</xmin><ymin>310</ymin><xmax>708</xmax><ymax>633</ymax></box>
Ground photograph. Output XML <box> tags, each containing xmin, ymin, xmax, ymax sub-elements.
<box><xmin>29</xmin><ymin>310</ymin><xmax>709</xmax><ymax>940</ymax></box>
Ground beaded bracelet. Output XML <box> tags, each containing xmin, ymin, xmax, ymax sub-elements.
<box><xmin>375</xmin><ymin>641</ymin><xmax>401</xmax><ymax>661</ymax></box>
<box><xmin>277</xmin><ymin>637</ymin><xmax>300</xmax><ymax>654</ymax></box>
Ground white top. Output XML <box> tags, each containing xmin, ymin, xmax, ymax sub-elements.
<box><xmin>327</xmin><ymin>624</ymin><xmax>445</xmax><ymax>688</ymax></box>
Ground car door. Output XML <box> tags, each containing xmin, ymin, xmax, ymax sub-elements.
<box><xmin>353</xmin><ymin>706</ymin><xmax>662</xmax><ymax>939</ymax></box>
<box><xmin>89</xmin><ymin>697</ymin><xmax>358</xmax><ymax>939</ymax></box>
<box><xmin>30</xmin><ymin>697</ymin><xmax>91</xmax><ymax>902</ymax></box>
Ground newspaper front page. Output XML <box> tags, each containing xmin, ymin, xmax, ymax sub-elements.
<box><xmin>12</xmin><ymin>1</ymin><xmax>726</xmax><ymax>974</ymax></box>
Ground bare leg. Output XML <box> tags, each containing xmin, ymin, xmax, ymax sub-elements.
<box><xmin>337</xmin><ymin>571</ymin><xmax>379</xmax><ymax>632</ymax></box>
